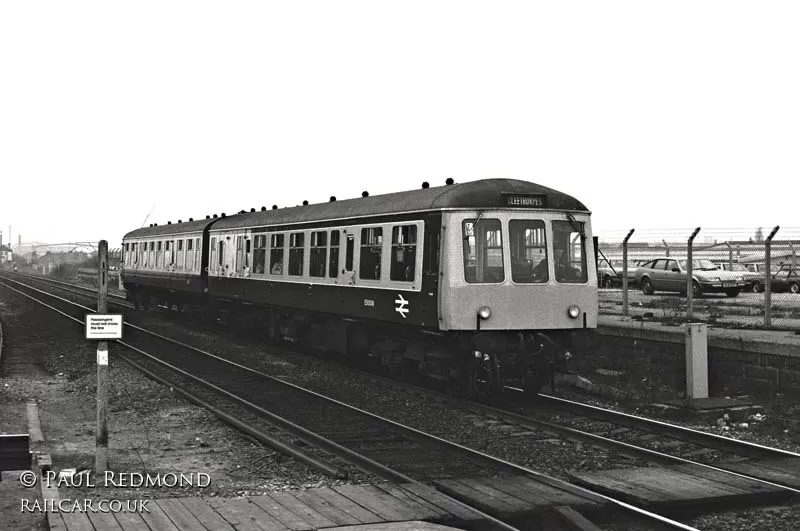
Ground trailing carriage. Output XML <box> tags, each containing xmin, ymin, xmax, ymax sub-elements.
<box><xmin>121</xmin><ymin>178</ymin><xmax>597</xmax><ymax>398</ymax></box>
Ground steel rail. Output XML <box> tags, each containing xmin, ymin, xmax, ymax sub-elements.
<box><xmin>536</xmin><ymin>392</ymin><xmax>800</xmax><ymax>460</ymax></box>
<box><xmin>0</xmin><ymin>278</ymin><xmax>522</xmax><ymax>531</ymax></box>
<box><xmin>0</xmin><ymin>275</ymin><xmax>700</xmax><ymax>531</ymax></box>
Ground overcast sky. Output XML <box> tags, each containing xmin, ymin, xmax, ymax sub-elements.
<box><xmin>1</xmin><ymin>1</ymin><xmax>798</xmax><ymax>248</ymax></box>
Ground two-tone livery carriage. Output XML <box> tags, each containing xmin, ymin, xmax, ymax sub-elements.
<box><xmin>121</xmin><ymin>179</ymin><xmax>597</xmax><ymax>397</ymax></box>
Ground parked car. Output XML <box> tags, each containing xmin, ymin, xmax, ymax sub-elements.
<box><xmin>716</xmin><ymin>263</ymin><xmax>749</xmax><ymax>273</ymax></box>
<box><xmin>635</xmin><ymin>257</ymin><xmax>746</xmax><ymax>297</ymax></box>
<box><xmin>597</xmin><ymin>259</ymin><xmax>639</xmax><ymax>288</ymax></box>
<box><xmin>740</xmin><ymin>263</ymin><xmax>775</xmax><ymax>293</ymax></box>
<box><xmin>744</xmin><ymin>264</ymin><xmax>800</xmax><ymax>294</ymax></box>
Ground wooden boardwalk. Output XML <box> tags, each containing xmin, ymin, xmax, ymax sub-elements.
<box><xmin>48</xmin><ymin>483</ymin><xmax>480</xmax><ymax>531</ymax></box>
<box><xmin>434</xmin><ymin>475</ymin><xmax>606</xmax><ymax>522</ymax></box>
<box><xmin>568</xmin><ymin>463</ymin><xmax>793</xmax><ymax>510</ymax></box>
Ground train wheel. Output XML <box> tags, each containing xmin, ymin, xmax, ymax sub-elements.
<box><xmin>465</xmin><ymin>351</ymin><xmax>503</xmax><ymax>401</ymax></box>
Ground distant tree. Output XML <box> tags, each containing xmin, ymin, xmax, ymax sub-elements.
<box><xmin>754</xmin><ymin>227</ymin><xmax>764</xmax><ymax>243</ymax></box>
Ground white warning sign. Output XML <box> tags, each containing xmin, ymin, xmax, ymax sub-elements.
<box><xmin>85</xmin><ymin>314</ymin><xmax>123</xmax><ymax>340</ymax></box>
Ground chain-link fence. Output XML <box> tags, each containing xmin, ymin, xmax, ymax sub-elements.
<box><xmin>596</xmin><ymin>226</ymin><xmax>800</xmax><ymax>330</ymax></box>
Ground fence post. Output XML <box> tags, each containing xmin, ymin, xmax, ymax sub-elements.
<box><xmin>686</xmin><ymin>228</ymin><xmax>701</xmax><ymax>319</ymax></box>
<box><xmin>765</xmin><ymin>226</ymin><xmax>780</xmax><ymax>327</ymax></box>
<box><xmin>663</xmin><ymin>239</ymin><xmax>670</xmax><ymax>257</ymax></box>
<box><xmin>791</xmin><ymin>242</ymin><xmax>796</xmax><ymax>271</ymax></box>
<box><xmin>725</xmin><ymin>242</ymin><xmax>733</xmax><ymax>269</ymax></box>
<box><xmin>622</xmin><ymin>229</ymin><xmax>635</xmax><ymax>316</ymax></box>
<box><xmin>592</xmin><ymin>236</ymin><xmax>599</xmax><ymax>286</ymax></box>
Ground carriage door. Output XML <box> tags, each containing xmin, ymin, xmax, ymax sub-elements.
<box><xmin>235</xmin><ymin>235</ymin><xmax>244</xmax><ymax>276</ymax></box>
<box><xmin>338</xmin><ymin>229</ymin><xmax>356</xmax><ymax>286</ymax></box>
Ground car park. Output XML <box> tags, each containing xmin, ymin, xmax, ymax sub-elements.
<box><xmin>635</xmin><ymin>257</ymin><xmax>746</xmax><ymax>297</ymax></box>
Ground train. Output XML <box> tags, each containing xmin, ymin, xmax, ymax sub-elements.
<box><xmin>121</xmin><ymin>178</ymin><xmax>598</xmax><ymax>398</ymax></box>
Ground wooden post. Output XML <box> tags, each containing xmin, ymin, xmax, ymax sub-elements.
<box><xmin>96</xmin><ymin>240</ymin><xmax>109</xmax><ymax>473</ymax></box>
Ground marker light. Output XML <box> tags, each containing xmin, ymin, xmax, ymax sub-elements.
<box><xmin>478</xmin><ymin>306</ymin><xmax>492</xmax><ymax>320</ymax></box>
<box><xmin>567</xmin><ymin>305</ymin><xmax>580</xmax><ymax>319</ymax></box>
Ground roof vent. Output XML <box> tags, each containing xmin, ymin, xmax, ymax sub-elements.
<box><xmin>362</xmin><ymin>191</ymin><xmax>369</xmax><ymax>197</ymax></box>
<box><xmin>330</xmin><ymin>196</ymin><xmax>336</xmax><ymax>202</ymax></box>
<box><xmin>302</xmin><ymin>200</ymin><xmax>309</xmax><ymax>206</ymax></box>
<box><xmin>445</xmin><ymin>178</ymin><xmax>454</xmax><ymax>185</ymax></box>
<box><xmin>206</xmin><ymin>215</ymin><xmax>210</xmax><ymax>219</ymax></box>
<box><xmin>221</xmin><ymin>213</ymin><xmax>226</xmax><ymax>218</ymax></box>
<box><xmin>422</xmin><ymin>182</ymin><xmax>429</xmax><ymax>189</ymax></box>
<box><xmin>189</xmin><ymin>218</ymin><xmax>194</xmax><ymax>222</ymax></box>
<box><xmin>213</xmin><ymin>214</ymin><xmax>218</xmax><ymax>218</ymax></box>
<box><xmin>261</xmin><ymin>206</ymin><xmax>267</xmax><ymax>211</ymax></box>
<box><xmin>167</xmin><ymin>221</ymin><xmax>171</xmax><ymax>224</ymax></box>
<box><xmin>178</xmin><ymin>220</ymin><xmax>182</xmax><ymax>223</ymax></box>
<box><xmin>272</xmin><ymin>205</ymin><xmax>278</xmax><ymax>210</ymax></box>
<box><xmin>251</xmin><ymin>208</ymin><xmax>256</xmax><ymax>212</ymax></box>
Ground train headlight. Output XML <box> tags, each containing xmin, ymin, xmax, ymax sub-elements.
<box><xmin>477</xmin><ymin>306</ymin><xmax>492</xmax><ymax>320</ymax></box>
<box><xmin>567</xmin><ymin>305</ymin><xmax>580</xmax><ymax>319</ymax></box>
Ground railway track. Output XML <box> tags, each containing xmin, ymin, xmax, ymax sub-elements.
<box><xmin>0</xmin><ymin>274</ymin><xmax>705</xmax><ymax>530</ymax></box>
<box><xmin>12</xmin><ymin>272</ymin><xmax>796</xmax><ymax>528</ymax></box>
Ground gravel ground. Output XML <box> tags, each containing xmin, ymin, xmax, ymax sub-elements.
<box><xmin>0</xmin><ymin>285</ymin><xmax>360</xmax><ymax>511</ymax></box>
<box><xmin>8</xmin><ymin>279</ymin><xmax>800</xmax><ymax>530</ymax></box>
<box><xmin>130</xmin><ymin>311</ymin><xmax>800</xmax><ymax>531</ymax></box>
<box><xmin>549</xmin><ymin>385</ymin><xmax>800</xmax><ymax>455</ymax></box>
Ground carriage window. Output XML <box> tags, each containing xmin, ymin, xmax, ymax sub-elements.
<box><xmin>552</xmin><ymin>220</ymin><xmax>587</xmax><ymax>283</ymax></box>
<box><xmin>329</xmin><ymin>230</ymin><xmax>340</xmax><ymax>278</ymax></box>
<box><xmin>270</xmin><ymin>234</ymin><xmax>285</xmax><ymax>275</ymax></box>
<box><xmin>310</xmin><ymin>231</ymin><xmax>327</xmax><ymax>277</ymax></box>
<box><xmin>218</xmin><ymin>240</ymin><xmax>225</xmax><ymax>268</ymax></box>
<box><xmin>463</xmin><ymin>219</ymin><xmax>504</xmax><ymax>283</ymax></box>
<box><xmin>245</xmin><ymin>238</ymin><xmax>251</xmax><ymax>268</ymax></box>
<box><xmin>156</xmin><ymin>241</ymin><xmax>163</xmax><ymax>268</ymax></box>
<box><xmin>253</xmin><ymin>235</ymin><xmax>267</xmax><ymax>274</ymax></box>
<box><xmin>345</xmin><ymin>233</ymin><xmax>354</xmax><ymax>271</ymax></box>
<box><xmin>288</xmin><ymin>232</ymin><xmax>304</xmax><ymax>276</ymax></box>
<box><xmin>195</xmin><ymin>238</ymin><xmax>200</xmax><ymax>270</ymax></box>
<box><xmin>391</xmin><ymin>225</ymin><xmax>417</xmax><ymax>282</ymax></box>
<box><xmin>510</xmin><ymin>220</ymin><xmax>547</xmax><ymax>283</ymax></box>
<box><xmin>210</xmin><ymin>238</ymin><xmax>217</xmax><ymax>271</ymax></box>
<box><xmin>359</xmin><ymin>227</ymin><xmax>383</xmax><ymax>280</ymax></box>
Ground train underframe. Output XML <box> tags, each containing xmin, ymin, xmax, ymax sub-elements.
<box><xmin>127</xmin><ymin>286</ymin><xmax>578</xmax><ymax>399</ymax></box>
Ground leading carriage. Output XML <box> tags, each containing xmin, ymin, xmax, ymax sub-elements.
<box><xmin>121</xmin><ymin>178</ymin><xmax>597</xmax><ymax>398</ymax></box>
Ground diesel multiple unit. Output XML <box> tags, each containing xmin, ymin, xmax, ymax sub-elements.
<box><xmin>121</xmin><ymin>179</ymin><xmax>598</xmax><ymax>398</ymax></box>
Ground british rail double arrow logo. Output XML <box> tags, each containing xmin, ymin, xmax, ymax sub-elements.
<box><xmin>394</xmin><ymin>294</ymin><xmax>409</xmax><ymax>318</ymax></box>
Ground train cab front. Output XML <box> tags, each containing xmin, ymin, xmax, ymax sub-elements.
<box><xmin>440</xmin><ymin>209</ymin><xmax>597</xmax><ymax>399</ymax></box>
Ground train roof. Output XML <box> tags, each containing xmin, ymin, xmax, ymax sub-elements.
<box><xmin>122</xmin><ymin>179</ymin><xmax>589</xmax><ymax>240</ymax></box>
<box><xmin>123</xmin><ymin>218</ymin><xmax>214</xmax><ymax>239</ymax></box>
<box><xmin>212</xmin><ymin>178</ymin><xmax>589</xmax><ymax>231</ymax></box>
